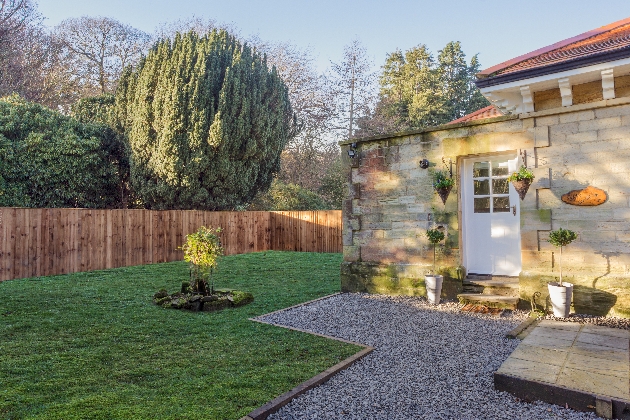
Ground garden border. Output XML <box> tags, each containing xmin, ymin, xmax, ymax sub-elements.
<box><xmin>241</xmin><ymin>293</ymin><xmax>374</xmax><ymax>420</ymax></box>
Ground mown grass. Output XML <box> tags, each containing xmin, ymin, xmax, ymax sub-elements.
<box><xmin>0</xmin><ymin>251</ymin><xmax>358</xmax><ymax>419</ymax></box>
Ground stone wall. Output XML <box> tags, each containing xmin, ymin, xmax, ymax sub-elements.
<box><xmin>341</xmin><ymin>98</ymin><xmax>630</xmax><ymax>316</ymax></box>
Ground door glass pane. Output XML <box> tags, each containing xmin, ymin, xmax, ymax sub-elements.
<box><xmin>493</xmin><ymin>196</ymin><xmax>510</xmax><ymax>212</ymax></box>
<box><xmin>474</xmin><ymin>197</ymin><xmax>490</xmax><ymax>213</ymax></box>
<box><xmin>473</xmin><ymin>162</ymin><xmax>489</xmax><ymax>177</ymax></box>
<box><xmin>492</xmin><ymin>161</ymin><xmax>509</xmax><ymax>176</ymax></box>
<box><xmin>492</xmin><ymin>178</ymin><xmax>509</xmax><ymax>194</ymax></box>
<box><xmin>474</xmin><ymin>180</ymin><xmax>489</xmax><ymax>195</ymax></box>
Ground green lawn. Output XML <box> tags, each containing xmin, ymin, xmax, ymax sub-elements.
<box><xmin>0</xmin><ymin>251</ymin><xmax>359</xmax><ymax>420</ymax></box>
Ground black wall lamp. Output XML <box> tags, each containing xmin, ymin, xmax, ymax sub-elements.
<box><xmin>442</xmin><ymin>157</ymin><xmax>453</xmax><ymax>178</ymax></box>
<box><xmin>520</xmin><ymin>149</ymin><xmax>528</xmax><ymax>168</ymax></box>
<box><xmin>347</xmin><ymin>142</ymin><xmax>357</xmax><ymax>158</ymax></box>
<box><xmin>419</xmin><ymin>158</ymin><xmax>453</xmax><ymax>177</ymax></box>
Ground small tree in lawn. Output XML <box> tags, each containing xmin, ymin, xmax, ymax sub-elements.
<box><xmin>426</xmin><ymin>228</ymin><xmax>445</xmax><ymax>275</ymax></box>
<box><xmin>181</xmin><ymin>227</ymin><xmax>224</xmax><ymax>295</ymax></box>
<box><xmin>548</xmin><ymin>228</ymin><xmax>577</xmax><ymax>286</ymax></box>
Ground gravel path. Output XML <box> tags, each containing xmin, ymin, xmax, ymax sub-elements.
<box><xmin>543</xmin><ymin>312</ymin><xmax>630</xmax><ymax>329</ymax></box>
<box><xmin>258</xmin><ymin>293</ymin><xmax>600</xmax><ymax>420</ymax></box>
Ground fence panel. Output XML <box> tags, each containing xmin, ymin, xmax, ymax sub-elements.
<box><xmin>0</xmin><ymin>208</ymin><xmax>342</xmax><ymax>281</ymax></box>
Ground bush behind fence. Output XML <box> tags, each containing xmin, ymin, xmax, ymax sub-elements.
<box><xmin>0</xmin><ymin>208</ymin><xmax>342</xmax><ymax>281</ymax></box>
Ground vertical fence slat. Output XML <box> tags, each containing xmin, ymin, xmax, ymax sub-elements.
<box><xmin>3</xmin><ymin>209</ymin><xmax>15</xmax><ymax>280</ymax></box>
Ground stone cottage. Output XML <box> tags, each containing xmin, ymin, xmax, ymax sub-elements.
<box><xmin>341</xmin><ymin>17</ymin><xmax>630</xmax><ymax>317</ymax></box>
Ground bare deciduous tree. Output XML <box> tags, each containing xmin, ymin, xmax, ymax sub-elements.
<box><xmin>253</xmin><ymin>41</ymin><xmax>340</xmax><ymax>193</ymax></box>
<box><xmin>54</xmin><ymin>16</ymin><xmax>151</xmax><ymax>95</ymax></box>
<box><xmin>0</xmin><ymin>0</ymin><xmax>40</xmax><ymax>96</ymax></box>
<box><xmin>328</xmin><ymin>39</ymin><xmax>376</xmax><ymax>140</ymax></box>
<box><xmin>4</xmin><ymin>25</ymin><xmax>81</xmax><ymax>110</ymax></box>
<box><xmin>0</xmin><ymin>0</ymin><xmax>38</xmax><ymax>44</ymax></box>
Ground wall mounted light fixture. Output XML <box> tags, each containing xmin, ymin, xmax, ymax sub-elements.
<box><xmin>519</xmin><ymin>149</ymin><xmax>528</xmax><ymax>168</ymax></box>
<box><xmin>419</xmin><ymin>158</ymin><xmax>430</xmax><ymax>169</ymax></box>
<box><xmin>347</xmin><ymin>142</ymin><xmax>357</xmax><ymax>158</ymax></box>
<box><xmin>442</xmin><ymin>157</ymin><xmax>453</xmax><ymax>178</ymax></box>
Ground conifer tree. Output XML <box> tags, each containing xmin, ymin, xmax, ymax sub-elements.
<box><xmin>117</xmin><ymin>30</ymin><xmax>295</xmax><ymax>210</ymax></box>
<box><xmin>357</xmin><ymin>42</ymin><xmax>489</xmax><ymax>136</ymax></box>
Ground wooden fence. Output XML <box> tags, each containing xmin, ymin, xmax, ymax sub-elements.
<box><xmin>0</xmin><ymin>208</ymin><xmax>342</xmax><ymax>281</ymax></box>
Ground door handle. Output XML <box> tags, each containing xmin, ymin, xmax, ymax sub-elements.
<box><xmin>512</xmin><ymin>205</ymin><xmax>517</xmax><ymax>216</ymax></box>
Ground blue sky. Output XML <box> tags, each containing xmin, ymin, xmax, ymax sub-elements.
<box><xmin>37</xmin><ymin>0</ymin><xmax>630</xmax><ymax>73</ymax></box>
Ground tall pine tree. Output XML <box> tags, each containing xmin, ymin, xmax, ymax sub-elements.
<box><xmin>116</xmin><ymin>30</ymin><xmax>295</xmax><ymax>210</ymax></box>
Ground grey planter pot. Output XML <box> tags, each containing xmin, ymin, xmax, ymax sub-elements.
<box><xmin>548</xmin><ymin>282</ymin><xmax>573</xmax><ymax>318</ymax></box>
<box><xmin>425</xmin><ymin>275</ymin><xmax>443</xmax><ymax>305</ymax></box>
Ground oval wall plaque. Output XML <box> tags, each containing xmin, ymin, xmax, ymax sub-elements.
<box><xmin>561</xmin><ymin>185</ymin><xmax>607</xmax><ymax>206</ymax></box>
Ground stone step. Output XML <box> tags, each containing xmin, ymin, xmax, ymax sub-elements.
<box><xmin>463</xmin><ymin>277</ymin><xmax>519</xmax><ymax>297</ymax></box>
<box><xmin>466</xmin><ymin>274</ymin><xmax>492</xmax><ymax>280</ymax></box>
<box><xmin>465</xmin><ymin>275</ymin><xmax>519</xmax><ymax>285</ymax></box>
<box><xmin>457</xmin><ymin>293</ymin><xmax>519</xmax><ymax>310</ymax></box>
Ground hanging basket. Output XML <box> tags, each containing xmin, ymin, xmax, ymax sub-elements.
<box><xmin>435</xmin><ymin>185</ymin><xmax>452</xmax><ymax>205</ymax></box>
<box><xmin>511</xmin><ymin>179</ymin><xmax>532</xmax><ymax>201</ymax></box>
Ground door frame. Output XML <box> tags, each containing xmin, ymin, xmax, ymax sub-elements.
<box><xmin>457</xmin><ymin>150</ymin><xmax>522</xmax><ymax>276</ymax></box>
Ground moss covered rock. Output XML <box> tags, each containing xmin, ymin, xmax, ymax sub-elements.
<box><xmin>152</xmin><ymin>289</ymin><xmax>254</xmax><ymax>312</ymax></box>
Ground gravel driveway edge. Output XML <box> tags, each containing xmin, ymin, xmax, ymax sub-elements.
<box><xmin>241</xmin><ymin>294</ymin><xmax>374</xmax><ymax>420</ymax></box>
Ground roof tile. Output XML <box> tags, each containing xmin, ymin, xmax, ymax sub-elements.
<box><xmin>447</xmin><ymin>105</ymin><xmax>503</xmax><ymax>125</ymax></box>
<box><xmin>479</xmin><ymin>17</ymin><xmax>630</xmax><ymax>78</ymax></box>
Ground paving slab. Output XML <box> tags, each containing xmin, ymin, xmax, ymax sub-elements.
<box><xmin>527</xmin><ymin>325</ymin><xmax>580</xmax><ymax>341</ymax></box>
<box><xmin>557</xmin><ymin>368</ymin><xmax>629</xmax><ymax>401</ymax></box>
<box><xmin>508</xmin><ymin>343</ymin><xmax>568</xmax><ymax>366</ymax></box>
<box><xmin>576</xmin><ymin>332</ymin><xmax>630</xmax><ymax>350</ymax></box>
<box><xmin>565</xmin><ymin>353</ymin><xmax>629</xmax><ymax>376</ymax></box>
<box><xmin>495</xmin><ymin>320</ymin><xmax>630</xmax><ymax>418</ymax></box>
<box><xmin>538</xmin><ymin>319</ymin><xmax>583</xmax><ymax>331</ymax></box>
<box><xmin>520</xmin><ymin>333</ymin><xmax>576</xmax><ymax>350</ymax></box>
<box><xmin>572</xmin><ymin>341</ymin><xmax>629</xmax><ymax>362</ymax></box>
<box><xmin>581</xmin><ymin>325</ymin><xmax>630</xmax><ymax>339</ymax></box>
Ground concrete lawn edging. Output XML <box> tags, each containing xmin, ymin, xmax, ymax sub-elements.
<box><xmin>241</xmin><ymin>293</ymin><xmax>374</xmax><ymax>420</ymax></box>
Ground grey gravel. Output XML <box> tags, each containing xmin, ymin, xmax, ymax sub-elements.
<box><xmin>258</xmin><ymin>293</ymin><xmax>600</xmax><ymax>420</ymax></box>
<box><xmin>544</xmin><ymin>313</ymin><xmax>630</xmax><ymax>329</ymax></box>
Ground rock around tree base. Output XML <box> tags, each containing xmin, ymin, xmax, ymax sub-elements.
<box><xmin>153</xmin><ymin>288</ymin><xmax>254</xmax><ymax>312</ymax></box>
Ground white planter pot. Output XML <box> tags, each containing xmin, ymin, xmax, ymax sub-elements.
<box><xmin>425</xmin><ymin>275</ymin><xmax>443</xmax><ymax>305</ymax></box>
<box><xmin>548</xmin><ymin>282</ymin><xmax>573</xmax><ymax>318</ymax></box>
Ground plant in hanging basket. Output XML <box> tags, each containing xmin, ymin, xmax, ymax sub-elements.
<box><xmin>507</xmin><ymin>166</ymin><xmax>535</xmax><ymax>200</ymax></box>
<box><xmin>430</xmin><ymin>168</ymin><xmax>454</xmax><ymax>204</ymax></box>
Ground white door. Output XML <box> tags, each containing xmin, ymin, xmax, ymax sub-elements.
<box><xmin>462</xmin><ymin>155</ymin><xmax>522</xmax><ymax>276</ymax></box>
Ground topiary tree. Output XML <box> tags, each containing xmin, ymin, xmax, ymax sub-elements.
<box><xmin>181</xmin><ymin>226</ymin><xmax>224</xmax><ymax>295</ymax></box>
<box><xmin>426</xmin><ymin>228</ymin><xmax>445</xmax><ymax>275</ymax></box>
<box><xmin>117</xmin><ymin>30</ymin><xmax>296</xmax><ymax>210</ymax></box>
<box><xmin>0</xmin><ymin>95</ymin><xmax>124</xmax><ymax>208</ymax></box>
<box><xmin>548</xmin><ymin>228</ymin><xmax>577</xmax><ymax>286</ymax></box>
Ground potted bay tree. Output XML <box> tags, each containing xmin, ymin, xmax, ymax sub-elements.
<box><xmin>425</xmin><ymin>227</ymin><xmax>445</xmax><ymax>304</ymax></box>
<box><xmin>547</xmin><ymin>228</ymin><xmax>577</xmax><ymax>317</ymax></box>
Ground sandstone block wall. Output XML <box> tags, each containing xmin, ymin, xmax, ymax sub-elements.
<box><xmin>342</xmin><ymin>99</ymin><xmax>630</xmax><ymax>316</ymax></box>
